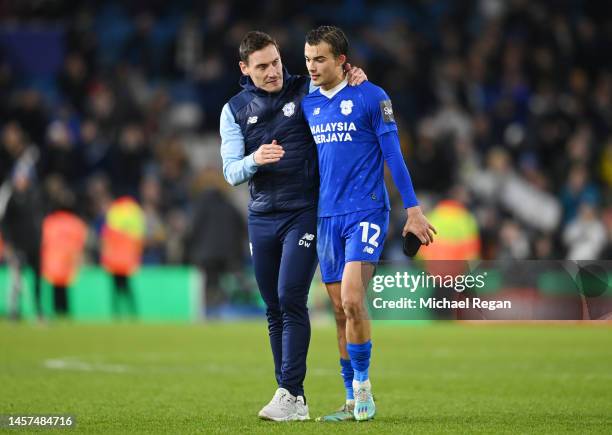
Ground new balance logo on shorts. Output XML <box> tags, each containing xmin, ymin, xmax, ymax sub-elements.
<box><xmin>299</xmin><ymin>233</ymin><xmax>315</xmax><ymax>248</ymax></box>
<box><xmin>363</xmin><ymin>246</ymin><xmax>374</xmax><ymax>254</ymax></box>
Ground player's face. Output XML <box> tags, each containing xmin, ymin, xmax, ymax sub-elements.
<box><xmin>239</xmin><ymin>44</ymin><xmax>283</xmax><ymax>93</ymax></box>
<box><xmin>305</xmin><ymin>42</ymin><xmax>346</xmax><ymax>90</ymax></box>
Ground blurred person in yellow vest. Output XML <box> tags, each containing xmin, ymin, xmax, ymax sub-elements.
<box><xmin>417</xmin><ymin>187</ymin><xmax>481</xmax><ymax>319</ymax></box>
<box><xmin>418</xmin><ymin>187</ymin><xmax>480</xmax><ymax>262</ymax></box>
<box><xmin>100</xmin><ymin>196</ymin><xmax>145</xmax><ymax>318</ymax></box>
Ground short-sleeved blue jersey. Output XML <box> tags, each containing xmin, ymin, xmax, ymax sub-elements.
<box><xmin>302</xmin><ymin>80</ymin><xmax>397</xmax><ymax>217</ymax></box>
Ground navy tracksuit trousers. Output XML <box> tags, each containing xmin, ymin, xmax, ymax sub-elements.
<box><xmin>248</xmin><ymin>206</ymin><xmax>318</xmax><ymax>397</ymax></box>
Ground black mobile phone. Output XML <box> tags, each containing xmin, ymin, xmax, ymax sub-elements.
<box><xmin>402</xmin><ymin>232</ymin><xmax>422</xmax><ymax>257</ymax></box>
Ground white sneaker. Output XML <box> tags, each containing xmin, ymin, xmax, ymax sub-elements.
<box><xmin>258</xmin><ymin>388</ymin><xmax>298</xmax><ymax>421</ymax></box>
<box><xmin>296</xmin><ymin>396</ymin><xmax>310</xmax><ymax>421</ymax></box>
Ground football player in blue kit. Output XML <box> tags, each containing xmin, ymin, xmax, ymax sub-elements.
<box><xmin>302</xmin><ymin>26</ymin><xmax>436</xmax><ymax>421</ymax></box>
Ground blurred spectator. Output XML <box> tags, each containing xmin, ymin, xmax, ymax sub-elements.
<box><xmin>532</xmin><ymin>233</ymin><xmax>555</xmax><ymax>261</ymax></box>
<box><xmin>78</xmin><ymin>119</ymin><xmax>112</xmax><ymax>178</ymax></box>
<box><xmin>1</xmin><ymin>122</ymin><xmax>27</xmax><ymax>182</ymax></box>
<box><xmin>408</xmin><ymin>118</ymin><xmax>456</xmax><ymax>194</ymax></box>
<box><xmin>8</xmin><ymin>90</ymin><xmax>48</xmax><ymax>147</ymax></box>
<box><xmin>563</xmin><ymin>203</ymin><xmax>607</xmax><ymax>261</ymax></box>
<box><xmin>497</xmin><ymin>220</ymin><xmax>530</xmax><ymax>260</ymax></box>
<box><xmin>599</xmin><ymin>137</ymin><xmax>612</xmax><ymax>189</ymax></box>
<box><xmin>601</xmin><ymin>208</ymin><xmax>612</xmax><ymax>259</ymax></box>
<box><xmin>58</xmin><ymin>53</ymin><xmax>90</xmax><ymax>113</ymax></box>
<box><xmin>560</xmin><ymin>164</ymin><xmax>600</xmax><ymax>223</ymax></box>
<box><xmin>472</xmin><ymin>146</ymin><xmax>562</xmax><ymax>233</ymax></box>
<box><xmin>0</xmin><ymin>145</ymin><xmax>44</xmax><ymax>321</ymax></box>
<box><xmin>172</xmin><ymin>15</ymin><xmax>204</xmax><ymax>79</ymax></box>
<box><xmin>165</xmin><ymin>208</ymin><xmax>188</xmax><ymax>264</ymax></box>
<box><xmin>44</xmin><ymin>174</ymin><xmax>77</xmax><ymax>213</ymax></box>
<box><xmin>188</xmin><ymin>169</ymin><xmax>246</xmax><ymax>307</ymax></box>
<box><xmin>87</xmin><ymin>82</ymin><xmax>121</xmax><ymax>143</ymax></box>
<box><xmin>140</xmin><ymin>175</ymin><xmax>167</xmax><ymax>264</ymax></box>
<box><xmin>155</xmin><ymin>136</ymin><xmax>190</xmax><ymax>210</ymax></box>
<box><xmin>84</xmin><ymin>174</ymin><xmax>113</xmax><ymax>236</ymax></box>
<box><xmin>122</xmin><ymin>12</ymin><xmax>157</xmax><ymax>76</ymax></box>
<box><xmin>43</xmin><ymin>120</ymin><xmax>81</xmax><ymax>185</ymax></box>
<box><xmin>112</xmin><ymin>123</ymin><xmax>150</xmax><ymax>197</ymax></box>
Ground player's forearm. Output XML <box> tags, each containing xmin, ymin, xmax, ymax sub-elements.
<box><xmin>219</xmin><ymin>103</ymin><xmax>258</xmax><ymax>186</ymax></box>
<box><xmin>222</xmin><ymin>154</ymin><xmax>258</xmax><ymax>186</ymax></box>
<box><xmin>379</xmin><ymin>131</ymin><xmax>418</xmax><ymax>208</ymax></box>
<box><xmin>220</xmin><ymin>139</ymin><xmax>258</xmax><ymax>186</ymax></box>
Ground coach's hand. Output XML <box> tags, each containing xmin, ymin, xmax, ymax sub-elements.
<box><xmin>253</xmin><ymin>140</ymin><xmax>285</xmax><ymax>165</ymax></box>
<box><xmin>403</xmin><ymin>206</ymin><xmax>437</xmax><ymax>246</ymax></box>
<box><xmin>345</xmin><ymin>63</ymin><xmax>367</xmax><ymax>86</ymax></box>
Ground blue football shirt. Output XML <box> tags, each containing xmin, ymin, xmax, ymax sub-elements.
<box><xmin>302</xmin><ymin>80</ymin><xmax>398</xmax><ymax>217</ymax></box>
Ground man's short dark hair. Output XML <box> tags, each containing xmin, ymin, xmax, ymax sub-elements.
<box><xmin>239</xmin><ymin>31</ymin><xmax>279</xmax><ymax>63</ymax></box>
<box><xmin>305</xmin><ymin>26</ymin><xmax>349</xmax><ymax>58</ymax></box>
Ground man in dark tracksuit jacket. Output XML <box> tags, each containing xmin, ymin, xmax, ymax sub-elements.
<box><xmin>0</xmin><ymin>145</ymin><xmax>43</xmax><ymax>321</ymax></box>
<box><xmin>219</xmin><ymin>31</ymin><xmax>365</xmax><ymax>421</ymax></box>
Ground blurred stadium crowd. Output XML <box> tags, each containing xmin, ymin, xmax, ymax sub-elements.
<box><xmin>0</xmin><ymin>0</ymin><xmax>610</xmax><ymax>280</ymax></box>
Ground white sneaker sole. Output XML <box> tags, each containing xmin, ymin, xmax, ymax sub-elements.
<box><xmin>257</xmin><ymin>410</ymin><xmax>310</xmax><ymax>421</ymax></box>
<box><xmin>296</xmin><ymin>413</ymin><xmax>310</xmax><ymax>421</ymax></box>
<box><xmin>258</xmin><ymin>410</ymin><xmax>299</xmax><ymax>422</ymax></box>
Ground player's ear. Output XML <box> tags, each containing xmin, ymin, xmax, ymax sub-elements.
<box><xmin>239</xmin><ymin>61</ymin><xmax>249</xmax><ymax>76</ymax></box>
<box><xmin>337</xmin><ymin>54</ymin><xmax>347</xmax><ymax>68</ymax></box>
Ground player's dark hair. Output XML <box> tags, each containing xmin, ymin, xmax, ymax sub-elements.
<box><xmin>239</xmin><ymin>31</ymin><xmax>279</xmax><ymax>64</ymax></box>
<box><xmin>305</xmin><ymin>26</ymin><xmax>349</xmax><ymax>58</ymax></box>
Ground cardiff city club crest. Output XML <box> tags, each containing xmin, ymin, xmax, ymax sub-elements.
<box><xmin>282</xmin><ymin>102</ymin><xmax>296</xmax><ymax>117</ymax></box>
<box><xmin>340</xmin><ymin>100</ymin><xmax>353</xmax><ymax>115</ymax></box>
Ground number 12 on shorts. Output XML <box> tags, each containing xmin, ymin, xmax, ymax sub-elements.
<box><xmin>359</xmin><ymin>222</ymin><xmax>380</xmax><ymax>247</ymax></box>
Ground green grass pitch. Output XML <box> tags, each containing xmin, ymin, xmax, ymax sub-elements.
<box><xmin>1</xmin><ymin>321</ymin><xmax>611</xmax><ymax>434</ymax></box>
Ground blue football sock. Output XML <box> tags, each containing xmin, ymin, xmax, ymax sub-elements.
<box><xmin>347</xmin><ymin>340</ymin><xmax>372</xmax><ymax>383</ymax></box>
<box><xmin>340</xmin><ymin>358</ymin><xmax>354</xmax><ymax>400</ymax></box>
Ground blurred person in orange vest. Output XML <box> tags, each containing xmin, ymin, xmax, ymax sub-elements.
<box><xmin>100</xmin><ymin>196</ymin><xmax>145</xmax><ymax>317</ymax></box>
<box><xmin>41</xmin><ymin>179</ymin><xmax>88</xmax><ymax>317</ymax></box>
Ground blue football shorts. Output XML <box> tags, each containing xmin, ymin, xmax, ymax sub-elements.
<box><xmin>317</xmin><ymin>208</ymin><xmax>389</xmax><ymax>283</ymax></box>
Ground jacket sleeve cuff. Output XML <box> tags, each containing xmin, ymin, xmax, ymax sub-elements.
<box><xmin>245</xmin><ymin>152</ymin><xmax>259</xmax><ymax>171</ymax></box>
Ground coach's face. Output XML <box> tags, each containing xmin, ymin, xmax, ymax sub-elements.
<box><xmin>305</xmin><ymin>41</ymin><xmax>346</xmax><ymax>89</ymax></box>
<box><xmin>239</xmin><ymin>44</ymin><xmax>283</xmax><ymax>93</ymax></box>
